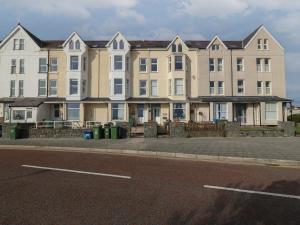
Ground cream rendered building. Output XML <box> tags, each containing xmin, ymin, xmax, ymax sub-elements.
<box><xmin>0</xmin><ymin>24</ymin><xmax>291</xmax><ymax>126</ymax></box>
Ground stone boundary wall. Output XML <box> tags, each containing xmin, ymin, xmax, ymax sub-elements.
<box><xmin>144</xmin><ymin>122</ymin><xmax>158</xmax><ymax>138</ymax></box>
<box><xmin>29</xmin><ymin>128</ymin><xmax>90</xmax><ymax>138</ymax></box>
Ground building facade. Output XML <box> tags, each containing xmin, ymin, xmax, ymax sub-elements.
<box><xmin>0</xmin><ymin>24</ymin><xmax>291</xmax><ymax>126</ymax></box>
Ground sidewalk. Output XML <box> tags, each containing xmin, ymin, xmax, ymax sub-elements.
<box><xmin>0</xmin><ymin>137</ymin><xmax>300</xmax><ymax>162</ymax></box>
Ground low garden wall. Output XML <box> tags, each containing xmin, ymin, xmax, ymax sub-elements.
<box><xmin>144</xmin><ymin>122</ymin><xmax>158</xmax><ymax>138</ymax></box>
<box><xmin>29</xmin><ymin>128</ymin><xmax>90</xmax><ymax>138</ymax></box>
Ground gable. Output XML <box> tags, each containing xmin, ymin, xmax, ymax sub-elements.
<box><xmin>106</xmin><ymin>32</ymin><xmax>130</xmax><ymax>51</ymax></box>
<box><xmin>206</xmin><ymin>36</ymin><xmax>228</xmax><ymax>50</ymax></box>
<box><xmin>167</xmin><ymin>35</ymin><xmax>188</xmax><ymax>52</ymax></box>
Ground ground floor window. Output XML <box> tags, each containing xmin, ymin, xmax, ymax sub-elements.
<box><xmin>112</xmin><ymin>103</ymin><xmax>124</xmax><ymax>120</ymax></box>
<box><xmin>173</xmin><ymin>103</ymin><xmax>186</xmax><ymax>120</ymax></box>
<box><xmin>26</xmin><ymin>108</ymin><xmax>33</xmax><ymax>119</ymax></box>
<box><xmin>214</xmin><ymin>103</ymin><xmax>227</xmax><ymax>120</ymax></box>
<box><xmin>265</xmin><ymin>102</ymin><xmax>277</xmax><ymax>120</ymax></box>
<box><xmin>54</xmin><ymin>104</ymin><xmax>60</xmax><ymax>118</ymax></box>
<box><xmin>13</xmin><ymin>110</ymin><xmax>25</xmax><ymax>120</ymax></box>
<box><xmin>67</xmin><ymin>103</ymin><xmax>80</xmax><ymax>121</ymax></box>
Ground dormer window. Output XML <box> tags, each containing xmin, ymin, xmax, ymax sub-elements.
<box><xmin>212</xmin><ymin>44</ymin><xmax>220</xmax><ymax>51</ymax></box>
<box><xmin>178</xmin><ymin>44</ymin><xmax>182</xmax><ymax>52</ymax></box>
<box><xmin>75</xmin><ymin>40</ymin><xmax>80</xmax><ymax>50</ymax></box>
<box><xmin>172</xmin><ymin>44</ymin><xmax>176</xmax><ymax>53</ymax></box>
<box><xmin>119</xmin><ymin>40</ymin><xmax>124</xmax><ymax>49</ymax></box>
<box><xmin>113</xmin><ymin>40</ymin><xmax>118</xmax><ymax>50</ymax></box>
<box><xmin>69</xmin><ymin>40</ymin><xmax>74</xmax><ymax>50</ymax></box>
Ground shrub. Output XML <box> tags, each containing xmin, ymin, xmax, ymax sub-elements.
<box><xmin>287</xmin><ymin>114</ymin><xmax>300</xmax><ymax>123</ymax></box>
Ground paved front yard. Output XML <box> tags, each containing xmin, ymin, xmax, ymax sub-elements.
<box><xmin>0</xmin><ymin>137</ymin><xmax>300</xmax><ymax>161</ymax></box>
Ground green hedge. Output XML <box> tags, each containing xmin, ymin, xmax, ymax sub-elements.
<box><xmin>287</xmin><ymin>114</ymin><xmax>300</xmax><ymax>123</ymax></box>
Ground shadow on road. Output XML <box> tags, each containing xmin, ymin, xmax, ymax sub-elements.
<box><xmin>0</xmin><ymin>170</ymin><xmax>49</xmax><ymax>183</ymax></box>
<box><xmin>167</xmin><ymin>180</ymin><xmax>300</xmax><ymax>225</ymax></box>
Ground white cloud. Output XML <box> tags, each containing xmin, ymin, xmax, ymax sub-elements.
<box><xmin>0</xmin><ymin>0</ymin><xmax>140</xmax><ymax>18</ymax></box>
<box><xmin>116</xmin><ymin>8</ymin><xmax>145</xmax><ymax>24</ymax></box>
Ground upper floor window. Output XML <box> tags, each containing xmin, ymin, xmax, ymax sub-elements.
<box><xmin>175</xmin><ymin>56</ymin><xmax>183</xmax><ymax>70</ymax></box>
<box><xmin>168</xmin><ymin>56</ymin><xmax>171</xmax><ymax>72</ymax></box>
<box><xmin>49</xmin><ymin>80</ymin><xmax>57</xmax><ymax>96</ymax></box>
<box><xmin>218</xmin><ymin>81</ymin><xmax>224</xmax><ymax>95</ymax></box>
<box><xmin>209</xmin><ymin>58</ymin><xmax>215</xmax><ymax>72</ymax></box>
<box><xmin>256</xmin><ymin>58</ymin><xmax>271</xmax><ymax>72</ymax></box>
<box><xmin>264</xmin><ymin>58</ymin><xmax>271</xmax><ymax>72</ymax></box>
<box><xmin>151</xmin><ymin>58</ymin><xmax>158</xmax><ymax>72</ymax></box>
<box><xmin>39</xmin><ymin>58</ymin><xmax>48</xmax><ymax>73</ymax></box>
<box><xmin>172</xmin><ymin>44</ymin><xmax>176</xmax><ymax>53</ymax></box>
<box><xmin>209</xmin><ymin>81</ymin><xmax>215</xmax><ymax>95</ymax></box>
<box><xmin>263</xmin><ymin>39</ymin><xmax>269</xmax><ymax>50</ymax></box>
<box><xmin>237</xmin><ymin>58</ymin><xmax>244</xmax><ymax>72</ymax></box>
<box><xmin>178</xmin><ymin>44</ymin><xmax>182</xmax><ymax>52</ymax></box>
<box><xmin>13</xmin><ymin>39</ymin><xmax>19</xmax><ymax>50</ymax></box>
<box><xmin>114</xmin><ymin>55</ymin><xmax>123</xmax><ymax>70</ymax></box>
<box><xmin>126</xmin><ymin>57</ymin><xmax>129</xmax><ymax>72</ymax></box>
<box><xmin>175</xmin><ymin>78</ymin><xmax>184</xmax><ymax>96</ymax></box>
<box><xmin>38</xmin><ymin>79</ymin><xmax>46</xmax><ymax>96</ymax></box>
<box><xmin>151</xmin><ymin>80</ymin><xmax>158</xmax><ymax>96</ymax></box>
<box><xmin>49</xmin><ymin>58</ymin><xmax>58</xmax><ymax>72</ymax></box>
<box><xmin>69</xmin><ymin>40</ymin><xmax>74</xmax><ymax>50</ymax></box>
<box><xmin>19</xmin><ymin>59</ymin><xmax>25</xmax><ymax>74</ymax></box>
<box><xmin>19</xmin><ymin>39</ymin><xmax>24</xmax><ymax>50</ymax></box>
<box><xmin>114</xmin><ymin>79</ymin><xmax>123</xmax><ymax>95</ymax></box>
<box><xmin>83</xmin><ymin>57</ymin><xmax>87</xmax><ymax>71</ymax></box>
<box><xmin>11</xmin><ymin>59</ymin><xmax>17</xmax><ymax>74</ymax></box>
<box><xmin>75</xmin><ymin>40</ymin><xmax>80</xmax><ymax>50</ymax></box>
<box><xmin>70</xmin><ymin>56</ymin><xmax>79</xmax><ymax>70</ymax></box>
<box><xmin>217</xmin><ymin>58</ymin><xmax>223</xmax><ymax>71</ymax></box>
<box><xmin>82</xmin><ymin>80</ymin><xmax>86</xmax><ymax>94</ymax></box>
<box><xmin>10</xmin><ymin>80</ymin><xmax>16</xmax><ymax>97</ymax></box>
<box><xmin>13</xmin><ymin>39</ymin><xmax>24</xmax><ymax>50</ymax></box>
<box><xmin>258</xmin><ymin>39</ymin><xmax>269</xmax><ymax>50</ymax></box>
<box><xmin>69</xmin><ymin>79</ymin><xmax>78</xmax><ymax>95</ymax></box>
<box><xmin>257</xmin><ymin>81</ymin><xmax>263</xmax><ymax>95</ymax></box>
<box><xmin>212</xmin><ymin>44</ymin><xmax>220</xmax><ymax>51</ymax></box>
<box><xmin>119</xmin><ymin>40</ymin><xmax>124</xmax><ymax>49</ymax></box>
<box><xmin>139</xmin><ymin>58</ymin><xmax>147</xmax><ymax>72</ymax></box>
<box><xmin>257</xmin><ymin>39</ymin><xmax>263</xmax><ymax>50</ymax></box>
<box><xmin>113</xmin><ymin>40</ymin><xmax>118</xmax><ymax>50</ymax></box>
<box><xmin>265</xmin><ymin>81</ymin><xmax>271</xmax><ymax>95</ymax></box>
<box><xmin>168</xmin><ymin>79</ymin><xmax>172</xmax><ymax>96</ymax></box>
<box><xmin>139</xmin><ymin>80</ymin><xmax>147</xmax><ymax>96</ymax></box>
<box><xmin>18</xmin><ymin>80</ymin><xmax>24</xmax><ymax>97</ymax></box>
<box><xmin>237</xmin><ymin>80</ymin><xmax>244</xmax><ymax>94</ymax></box>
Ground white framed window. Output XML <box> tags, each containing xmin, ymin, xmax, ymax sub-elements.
<box><xmin>172</xmin><ymin>44</ymin><xmax>176</xmax><ymax>53</ymax></box>
<box><xmin>38</xmin><ymin>79</ymin><xmax>46</xmax><ymax>96</ymax></box>
<box><xmin>209</xmin><ymin>58</ymin><xmax>215</xmax><ymax>72</ymax></box>
<box><xmin>26</xmin><ymin>108</ymin><xmax>32</xmax><ymax>119</ymax></box>
<box><xmin>75</xmin><ymin>40</ymin><xmax>80</xmax><ymax>50</ymax></box>
<box><xmin>265</xmin><ymin>103</ymin><xmax>277</xmax><ymax>120</ymax></box>
<box><xmin>11</xmin><ymin>59</ymin><xmax>16</xmax><ymax>74</ymax></box>
<box><xmin>168</xmin><ymin>79</ymin><xmax>172</xmax><ymax>96</ymax></box>
<box><xmin>209</xmin><ymin>81</ymin><xmax>215</xmax><ymax>95</ymax></box>
<box><xmin>265</xmin><ymin>81</ymin><xmax>271</xmax><ymax>95</ymax></box>
<box><xmin>151</xmin><ymin>80</ymin><xmax>157</xmax><ymax>96</ymax></box>
<box><xmin>19</xmin><ymin>39</ymin><xmax>24</xmax><ymax>50</ymax></box>
<box><xmin>218</xmin><ymin>81</ymin><xmax>224</xmax><ymax>95</ymax></box>
<box><xmin>119</xmin><ymin>40</ymin><xmax>124</xmax><ymax>49</ymax></box>
<box><xmin>69</xmin><ymin>40</ymin><xmax>74</xmax><ymax>50</ymax></box>
<box><xmin>217</xmin><ymin>58</ymin><xmax>223</xmax><ymax>71</ymax></box>
<box><xmin>113</xmin><ymin>40</ymin><xmax>118</xmax><ymax>50</ymax></box>
<box><xmin>18</xmin><ymin>80</ymin><xmax>24</xmax><ymax>97</ymax></box>
<box><xmin>168</xmin><ymin>56</ymin><xmax>171</xmax><ymax>72</ymax></box>
<box><xmin>139</xmin><ymin>58</ymin><xmax>147</xmax><ymax>72</ymax></box>
<box><xmin>139</xmin><ymin>80</ymin><xmax>147</xmax><ymax>96</ymax></box>
<box><xmin>175</xmin><ymin>78</ymin><xmax>184</xmax><ymax>96</ymax></box>
<box><xmin>214</xmin><ymin>103</ymin><xmax>227</xmax><ymax>120</ymax></box>
<box><xmin>114</xmin><ymin>79</ymin><xmax>123</xmax><ymax>95</ymax></box>
<box><xmin>175</xmin><ymin>56</ymin><xmax>183</xmax><ymax>70</ymax></box>
<box><xmin>49</xmin><ymin>58</ymin><xmax>58</xmax><ymax>72</ymax></box>
<box><xmin>256</xmin><ymin>58</ymin><xmax>263</xmax><ymax>72</ymax></box>
<box><xmin>69</xmin><ymin>79</ymin><xmax>78</xmax><ymax>95</ymax></box>
<box><xmin>67</xmin><ymin>103</ymin><xmax>80</xmax><ymax>121</ymax></box>
<box><xmin>70</xmin><ymin>56</ymin><xmax>79</xmax><ymax>70</ymax></box>
<box><xmin>54</xmin><ymin>104</ymin><xmax>60</xmax><ymax>118</ymax></box>
<box><xmin>83</xmin><ymin>57</ymin><xmax>87</xmax><ymax>71</ymax></box>
<box><xmin>49</xmin><ymin>80</ymin><xmax>57</xmax><ymax>96</ymax></box>
<box><xmin>257</xmin><ymin>39</ymin><xmax>263</xmax><ymax>50</ymax></box>
<box><xmin>13</xmin><ymin>39</ymin><xmax>19</xmax><ymax>50</ymax></box>
<box><xmin>19</xmin><ymin>59</ymin><xmax>25</xmax><ymax>74</ymax></box>
<box><xmin>10</xmin><ymin>80</ymin><xmax>15</xmax><ymax>97</ymax></box>
<box><xmin>13</xmin><ymin>110</ymin><xmax>25</xmax><ymax>120</ymax></box>
<box><xmin>237</xmin><ymin>58</ymin><xmax>244</xmax><ymax>72</ymax></box>
<box><xmin>178</xmin><ymin>44</ymin><xmax>183</xmax><ymax>52</ymax></box>
<box><xmin>39</xmin><ymin>58</ymin><xmax>47</xmax><ymax>73</ymax></box>
<box><xmin>112</xmin><ymin>103</ymin><xmax>124</xmax><ymax>120</ymax></box>
<box><xmin>82</xmin><ymin>80</ymin><xmax>86</xmax><ymax>94</ymax></box>
<box><xmin>264</xmin><ymin>39</ymin><xmax>269</xmax><ymax>50</ymax></box>
<box><xmin>173</xmin><ymin>103</ymin><xmax>186</xmax><ymax>120</ymax></box>
<box><xmin>237</xmin><ymin>80</ymin><xmax>244</xmax><ymax>94</ymax></box>
<box><xmin>114</xmin><ymin>55</ymin><xmax>123</xmax><ymax>70</ymax></box>
<box><xmin>257</xmin><ymin>81</ymin><xmax>263</xmax><ymax>95</ymax></box>
<box><xmin>264</xmin><ymin>58</ymin><xmax>271</xmax><ymax>72</ymax></box>
<box><xmin>212</xmin><ymin>44</ymin><xmax>220</xmax><ymax>51</ymax></box>
<box><xmin>151</xmin><ymin>58</ymin><xmax>158</xmax><ymax>72</ymax></box>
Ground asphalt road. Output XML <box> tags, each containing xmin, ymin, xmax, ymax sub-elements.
<box><xmin>0</xmin><ymin>148</ymin><xmax>299</xmax><ymax>225</ymax></box>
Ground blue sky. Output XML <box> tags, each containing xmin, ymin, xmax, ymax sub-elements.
<box><xmin>0</xmin><ymin>0</ymin><xmax>299</xmax><ymax>104</ymax></box>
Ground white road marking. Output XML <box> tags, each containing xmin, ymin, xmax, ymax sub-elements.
<box><xmin>21</xmin><ymin>165</ymin><xmax>131</xmax><ymax>180</ymax></box>
<box><xmin>203</xmin><ymin>185</ymin><xmax>300</xmax><ymax>200</ymax></box>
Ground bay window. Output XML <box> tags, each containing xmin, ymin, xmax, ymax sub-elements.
<box><xmin>70</xmin><ymin>56</ymin><xmax>79</xmax><ymax>70</ymax></box>
<box><xmin>173</xmin><ymin>103</ymin><xmax>186</xmax><ymax>120</ymax></box>
<box><xmin>114</xmin><ymin>79</ymin><xmax>123</xmax><ymax>95</ymax></box>
<box><xmin>69</xmin><ymin>79</ymin><xmax>78</xmax><ymax>95</ymax></box>
<box><xmin>114</xmin><ymin>55</ymin><xmax>123</xmax><ymax>70</ymax></box>
<box><xmin>175</xmin><ymin>79</ymin><xmax>184</xmax><ymax>96</ymax></box>
<box><xmin>67</xmin><ymin>103</ymin><xmax>80</xmax><ymax>121</ymax></box>
<box><xmin>112</xmin><ymin>103</ymin><xmax>124</xmax><ymax>120</ymax></box>
<box><xmin>175</xmin><ymin>56</ymin><xmax>183</xmax><ymax>70</ymax></box>
<box><xmin>265</xmin><ymin>103</ymin><xmax>277</xmax><ymax>120</ymax></box>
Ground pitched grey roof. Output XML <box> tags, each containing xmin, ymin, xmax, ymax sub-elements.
<box><xmin>189</xmin><ymin>96</ymin><xmax>292</xmax><ymax>103</ymax></box>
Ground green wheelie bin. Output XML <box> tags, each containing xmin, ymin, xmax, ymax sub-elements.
<box><xmin>10</xmin><ymin>126</ymin><xmax>19</xmax><ymax>140</ymax></box>
<box><xmin>111</xmin><ymin>126</ymin><xmax>119</xmax><ymax>139</ymax></box>
<box><xmin>104</xmin><ymin>126</ymin><xmax>111</xmax><ymax>139</ymax></box>
<box><xmin>93</xmin><ymin>126</ymin><xmax>100</xmax><ymax>139</ymax></box>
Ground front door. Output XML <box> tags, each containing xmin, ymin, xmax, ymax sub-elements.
<box><xmin>137</xmin><ymin>104</ymin><xmax>144</xmax><ymax>124</ymax></box>
<box><xmin>151</xmin><ymin>104</ymin><xmax>161</xmax><ymax>124</ymax></box>
<box><xmin>235</xmin><ymin>104</ymin><xmax>246</xmax><ymax>124</ymax></box>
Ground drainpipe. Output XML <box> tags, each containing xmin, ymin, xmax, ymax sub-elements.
<box><xmin>253</xmin><ymin>103</ymin><xmax>255</xmax><ymax>126</ymax></box>
<box><xmin>230</xmin><ymin>49</ymin><xmax>233</xmax><ymax>96</ymax></box>
<box><xmin>46</xmin><ymin>49</ymin><xmax>50</xmax><ymax>99</ymax></box>
<box><xmin>98</xmin><ymin>49</ymin><xmax>100</xmax><ymax>98</ymax></box>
